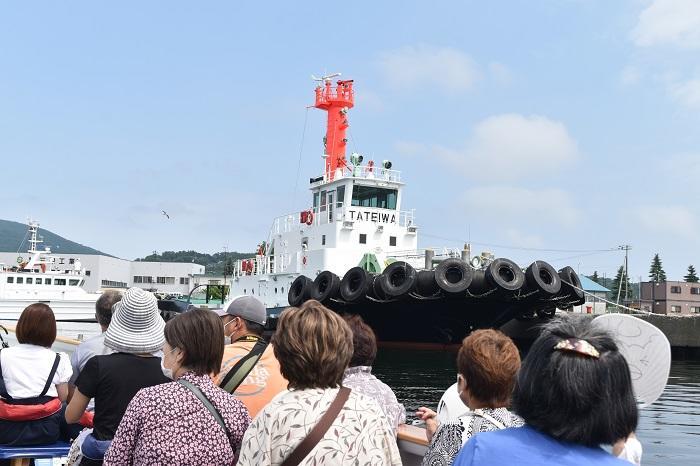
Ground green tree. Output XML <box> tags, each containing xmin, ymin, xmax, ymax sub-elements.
<box><xmin>684</xmin><ymin>265</ymin><xmax>699</xmax><ymax>283</ymax></box>
<box><xmin>649</xmin><ymin>253</ymin><xmax>667</xmax><ymax>282</ymax></box>
<box><xmin>590</xmin><ymin>271</ymin><xmax>600</xmax><ymax>284</ymax></box>
<box><xmin>611</xmin><ymin>266</ymin><xmax>633</xmax><ymax>302</ymax></box>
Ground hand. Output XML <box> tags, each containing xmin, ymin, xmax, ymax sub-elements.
<box><xmin>415</xmin><ymin>407</ymin><xmax>438</xmax><ymax>441</ymax></box>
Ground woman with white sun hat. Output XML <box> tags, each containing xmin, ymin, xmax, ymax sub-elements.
<box><xmin>65</xmin><ymin>288</ymin><xmax>170</xmax><ymax>465</ymax></box>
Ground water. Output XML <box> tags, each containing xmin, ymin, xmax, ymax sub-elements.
<box><xmin>373</xmin><ymin>348</ymin><xmax>700</xmax><ymax>466</ymax></box>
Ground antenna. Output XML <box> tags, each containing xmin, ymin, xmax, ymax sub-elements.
<box><xmin>311</xmin><ymin>72</ymin><xmax>341</xmax><ymax>83</ymax></box>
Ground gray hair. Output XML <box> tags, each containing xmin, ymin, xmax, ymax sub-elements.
<box><xmin>95</xmin><ymin>290</ymin><xmax>122</xmax><ymax>327</ymax></box>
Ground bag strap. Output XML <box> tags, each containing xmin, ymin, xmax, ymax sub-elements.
<box><xmin>472</xmin><ymin>409</ymin><xmax>506</xmax><ymax>430</ymax></box>
<box><xmin>219</xmin><ymin>338</ymin><xmax>268</xmax><ymax>394</ymax></box>
<box><xmin>281</xmin><ymin>387</ymin><xmax>351</xmax><ymax>466</ymax></box>
<box><xmin>0</xmin><ymin>349</ymin><xmax>11</xmax><ymax>400</ymax></box>
<box><xmin>0</xmin><ymin>325</ymin><xmax>8</xmax><ymax>349</ymax></box>
<box><xmin>39</xmin><ymin>353</ymin><xmax>61</xmax><ymax>397</ymax></box>
<box><xmin>178</xmin><ymin>379</ymin><xmax>234</xmax><ymax>451</ymax></box>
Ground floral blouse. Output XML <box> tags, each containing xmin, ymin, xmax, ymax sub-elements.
<box><xmin>421</xmin><ymin>407</ymin><xmax>523</xmax><ymax>466</ymax></box>
<box><xmin>236</xmin><ymin>387</ymin><xmax>402</xmax><ymax>465</ymax></box>
<box><xmin>342</xmin><ymin>366</ymin><xmax>406</xmax><ymax>433</ymax></box>
<box><xmin>104</xmin><ymin>372</ymin><xmax>250</xmax><ymax>466</ymax></box>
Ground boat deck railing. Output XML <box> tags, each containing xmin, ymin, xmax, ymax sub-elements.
<box><xmin>310</xmin><ymin>165</ymin><xmax>402</xmax><ymax>186</ymax></box>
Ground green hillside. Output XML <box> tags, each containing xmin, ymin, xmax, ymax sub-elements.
<box><xmin>135</xmin><ymin>250</ymin><xmax>254</xmax><ymax>275</ymax></box>
<box><xmin>0</xmin><ymin>219</ymin><xmax>111</xmax><ymax>256</ymax></box>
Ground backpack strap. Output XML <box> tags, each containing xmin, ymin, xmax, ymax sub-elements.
<box><xmin>0</xmin><ymin>349</ymin><xmax>12</xmax><ymax>400</ymax></box>
<box><xmin>281</xmin><ymin>387</ymin><xmax>351</xmax><ymax>466</ymax></box>
<box><xmin>39</xmin><ymin>353</ymin><xmax>61</xmax><ymax>397</ymax></box>
<box><xmin>178</xmin><ymin>379</ymin><xmax>234</xmax><ymax>452</ymax></box>
<box><xmin>219</xmin><ymin>338</ymin><xmax>268</xmax><ymax>394</ymax></box>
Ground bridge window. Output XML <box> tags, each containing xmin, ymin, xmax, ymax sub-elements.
<box><xmin>45</xmin><ymin>279</ymin><xmax>51</xmax><ymax>285</ymax></box>
<box><xmin>69</xmin><ymin>279</ymin><xmax>80</xmax><ymax>286</ymax></box>
<box><xmin>17</xmin><ymin>277</ymin><xmax>23</xmax><ymax>284</ymax></box>
<box><xmin>36</xmin><ymin>278</ymin><xmax>42</xmax><ymax>284</ymax></box>
<box><xmin>26</xmin><ymin>278</ymin><xmax>33</xmax><ymax>284</ymax></box>
<box><xmin>6</xmin><ymin>277</ymin><xmax>13</xmax><ymax>283</ymax></box>
<box><xmin>351</xmin><ymin>185</ymin><xmax>397</xmax><ymax>209</ymax></box>
<box><xmin>55</xmin><ymin>279</ymin><xmax>66</xmax><ymax>285</ymax></box>
<box><xmin>336</xmin><ymin>185</ymin><xmax>345</xmax><ymax>207</ymax></box>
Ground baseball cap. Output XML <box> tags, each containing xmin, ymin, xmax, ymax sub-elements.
<box><xmin>215</xmin><ymin>295</ymin><xmax>267</xmax><ymax>325</ymax></box>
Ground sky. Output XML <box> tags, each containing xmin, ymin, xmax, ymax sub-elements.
<box><xmin>1</xmin><ymin>0</ymin><xmax>699</xmax><ymax>281</ymax></box>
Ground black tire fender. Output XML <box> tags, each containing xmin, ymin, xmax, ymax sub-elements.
<box><xmin>558</xmin><ymin>266</ymin><xmax>585</xmax><ymax>302</ymax></box>
<box><xmin>311</xmin><ymin>271</ymin><xmax>341</xmax><ymax>302</ymax></box>
<box><xmin>435</xmin><ymin>258</ymin><xmax>473</xmax><ymax>294</ymax></box>
<box><xmin>340</xmin><ymin>267</ymin><xmax>372</xmax><ymax>302</ymax></box>
<box><xmin>525</xmin><ymin>261</ymin><xmax>562</xmax><ymax>296</ymax></box>
<box><xmin>485</xmin><ymin>258</ymin><xmax>525</xmax><ymax>292</ymax></box>
<box><xmin>288</xmin><ymin>275</ymin><xmax>314</xmax><ymax>307</ymax></box>
<box><xmin>379</xmin><ymin>261</ymin><xmax>417</xmax><ymax>298</ymax></box>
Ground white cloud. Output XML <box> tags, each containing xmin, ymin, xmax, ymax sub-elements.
<box><xmin>377</xmin><ymin>45</ymin><xmax>481</xmax><ymax>92</ymax></box>
<box><xmin>462</xmin><ymin>186</ymin><xmax>580</xmax><ymax>228</ymax></box>
<box><xmin>631</xmin><ymin>0</ymin><xmax>700</xmax><ymax>48</ymax></box>
<box><xmin>432</xmin><ymin>113</ymin><xmax>578</xmax><ymax>179</ymax></box>
<box><xmin>668</xmin><ymin>77</ymin><xmax>700</xmax><ymax>107</ymax></box>
<box><xmin>635</xmin><ymin>205</ymin><xmax>700</xmax><ymax>239</ymax></box>
<box><xmin>620</xmin><ymin>65</ymin><xmax>642</xmax><ymax>86</ymax></box>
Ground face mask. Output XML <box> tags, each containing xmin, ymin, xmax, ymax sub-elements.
<box><xmin>161</xmin><ymin>347</ymin><xmax>178</xmax><ymax>380</ymax></box>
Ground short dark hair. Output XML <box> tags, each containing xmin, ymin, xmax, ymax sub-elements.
<box><xmin>343</xmin><ymin>314</ymin><xmax>377</xmax><ymax>367</ymax></box>
<box><xmin>241</xmin><ymin>318</ymin><xmax>265</xmax><ymax>336</ymax></box>
<box><xmin>457</xmin><ymin>329</ymin><xmax>520</xmax><ymax>406</ymax></box>
<box><xmin>16</xmin><ymin>303</ymin><xmax>57</xmax><ymax>347</ymax></box>
<box><xmin>164</xmin><ymin>308</ymin><xmax>225</xmax><ymax>376</ymax></box>
<box><xmin>513</xmin><ymin>317</ymin><xmax>638</xmax><ymax>446</ymax></box>
<box><xmin>95</xmin><ymin>290</ymin><xmax>122</xmax><ymax>327</ymax></box>
<box><xmin>272</xmin><ymin>300</ymin><xmax>353</xmax><ymax>389</ymax></box>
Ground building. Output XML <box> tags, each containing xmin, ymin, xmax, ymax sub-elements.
<box><xmin>0</xmin><ymin>251</ymin><xmax>205</xmax><ymax>295</ymax></box>
<box><xmin>639</xmin><ymin>280</ymin><xmax>700</xmax><ymax>315</ymax></box>
<box><xmin>572</xmin><ymin>276</ymin><xmax>609</xmax><ymax>314</ymax></box>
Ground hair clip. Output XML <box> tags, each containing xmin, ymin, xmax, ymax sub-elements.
<box><xmin>553</xmin><ymin>338</ymin><xmax>600</xmax><ymax>359</ymax></box>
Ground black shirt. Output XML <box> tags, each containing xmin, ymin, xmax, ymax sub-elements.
<box><xmin>76</xmin><ymin>352</ymin><xmax>169</xmax><ymax>440</ymax></box>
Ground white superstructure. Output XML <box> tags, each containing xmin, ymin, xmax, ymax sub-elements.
<box><xmin>0</xmin><ymin>221</ymin><xmax>101</xmax><ymax>321</ymax></box>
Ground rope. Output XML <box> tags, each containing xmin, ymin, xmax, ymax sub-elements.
<box><xmin>292</xmin><ymin>107</ymin><xmax>310</xmax><ymax>210</ymax></box>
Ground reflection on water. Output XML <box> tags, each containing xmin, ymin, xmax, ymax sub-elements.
<box><xmin>373</xmin><ymin>348</ymin><xmax>700</xmax><ymax>466</ymax></box>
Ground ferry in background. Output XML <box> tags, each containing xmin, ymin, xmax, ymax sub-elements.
<box><xmin>0</xmin><ymin>220</ymin><xmax>100</xmax><ymax>321</ymax></box>
<box><xmin>225</xmin><ymin>76</ymin><xmax>585</xmax><ymax>344</ymax></box>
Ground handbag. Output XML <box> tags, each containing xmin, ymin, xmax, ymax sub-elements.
<box><xmin>281</xmin><ymin>387</ymin><xmax>351</xmax><ymax>466</ymax></box>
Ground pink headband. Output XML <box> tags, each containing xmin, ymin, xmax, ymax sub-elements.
<box><xmin>553</xmin><ymin>338</ymin><xmax>600</xmax><ymax>359</ymax></box>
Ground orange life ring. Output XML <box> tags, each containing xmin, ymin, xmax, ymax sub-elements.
<box><xmin>306</xmin><ymin>211</ymin><xmax>314</xmax><ymax>226</ymax></box>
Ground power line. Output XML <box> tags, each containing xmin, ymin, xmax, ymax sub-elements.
<box><xmin>420</xmin><ymin>232</ymin><xmax>619</xmax><ymax>254</ymax></box>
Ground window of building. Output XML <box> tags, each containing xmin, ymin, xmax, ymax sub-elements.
<box><xmin>45</xmin><ymin>279</ymin><xmax>51</xmax><ymax>285</ymax></box>
<box><xmin>209</xmin><ymin>280</ymin><xmax>221</xmax><ymax>285</ymax></box>
<box><xmin>101</xmin><ymin>280</ymin><xmax>127</xmax><ymax>288</ymax></box>
<box><xmin>85</xmin><ymin>270</ymin><xmax>91</xmax><ymax>276</ymax></box>
<box><xmin>157</xmin><ymin>277</ymin><xmax>166</xmax><ymax>284</ymax></box>
<box><xmin>322</xmin><ymin>235</ymin><xmax>326</xmax><ymax>246</ymax></box>
<box><xmin>692</xmin><ymin>307</ymin><xmax>700</xmax><ymax>313</ymax></box>
<box><xmin>16</xmin><ymin>277</ymin><xmax>23</xmax><ymax>284</ymax></box>
<box><xmin>691</xmin><ymin>287</ymin><xmax>700</xmax><ymax>295</ymax></box>
<box><xmin>36</xmin><ymin>278</ymin><xmax>42</xmax><ymax>284</ymax></box>
<box><xmin>7</xmin><ymin>277</ymin><xmax>13</xmax><ymax>283</ymax></box>
<box><xmin>389</xmin><ymin>236</ymin><xmax>397</xmax><ymax>246</ymax></box>
<box><xmin>55</xmin><ymin>279</ymin><xmax>66</xmax><ymax>285</ymax></box>
<box><xmin>671</xmin><ymin>286</ymin><xmax>682</xmax><ymax>293</ymax></box>
<box><xmin>69</xmin><ymin>258</ymin><xmax>75</xmax><ymax>265</ymax></box>
<box><xmin>359</xmin><ymin>233</ymin><xmax>367</xmax><ymax>244</ymax></box>
<box><xmin>26</xmin><ymin>278</ymin><xmax>33</xmax><ymax>284</ymax></box>
<box><xmin>133</xmin><ymin>276</ymin><xmax>143</xmax><ymax>283</ymax></box>
<box><xmin>351</xmin><ymin>185</ymin><xmax>398</xmax><ymax>209</ymax></box>
<box><xmin>157</xmin><ymin>277</ymin><xmax>175</xmax><ymax>284</ymax></box>
<box><xmin>671</xmin><ymin>305</ymin><xmax>682</xmax><ymax>313</ymax></box>
<box><xmin>180</xmin><ymin>277</ymin><xmax>190</xmax><ymax>285</ymax></box>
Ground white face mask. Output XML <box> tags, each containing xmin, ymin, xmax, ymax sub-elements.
<box><xmin>161</xmin><ymin>347</ymin><xmax>179</xmax><ymax>380</ymax></box>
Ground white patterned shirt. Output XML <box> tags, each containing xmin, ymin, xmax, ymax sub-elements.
<box><xmin>237</xmin><ymin>387</ymin><xmax>403</xmax><ymax>466</ymax></box>
<box><xmin>342</xmin><ymin>366</ymin><xmax>406</xmax><ymax>433</ymax></box>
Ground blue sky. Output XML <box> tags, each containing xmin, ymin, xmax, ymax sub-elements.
<box><xmin>1</xmin><ymin>1</ymin><xmax>699</xmax><ymax>281</ymax></box>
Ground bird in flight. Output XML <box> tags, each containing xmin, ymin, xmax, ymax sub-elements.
<box><xmin>161</xmin><ymin>210</ymin><xmax>170</xmax><ymax>219</ymax></box>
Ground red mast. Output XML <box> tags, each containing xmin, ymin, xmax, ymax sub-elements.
<box><xmin>314</xmin><ymin>76</ymin><xmax>354</xmax><ymax>180</ymax></box>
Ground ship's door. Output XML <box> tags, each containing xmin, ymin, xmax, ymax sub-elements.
<box><xmin>328</xmin><ymin>192</ymin><xmax>334</xmax><ymax>222</ymax></box>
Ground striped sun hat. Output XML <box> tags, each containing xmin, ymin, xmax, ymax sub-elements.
<box><xmin>104</xmin><ymin>287</ymin><xmax>165</xmax><ymax>354</ymax></box>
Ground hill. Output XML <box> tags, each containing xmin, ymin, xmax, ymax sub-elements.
<box><xmin>135</xmin><ymin>250</ymin><xmax>254</xmax><ymax>275</ymax></box>
<box><xmin>0</xmin><ymin>219</ymin><xmax>111</xmax><ymax>256</ymax></box>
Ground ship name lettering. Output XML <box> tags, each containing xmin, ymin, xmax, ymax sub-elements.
<box><xmin>348</xmin><ymin>210</ymin><xmax>396</xmax><ymax>224</ymax></box>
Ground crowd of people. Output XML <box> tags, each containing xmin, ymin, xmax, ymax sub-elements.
<box><xmin>0</xmin><ymin>288</ymin><xmax>643</xmax><ymax>465</ymax></box>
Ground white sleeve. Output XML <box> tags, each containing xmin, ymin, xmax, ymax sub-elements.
<box><xmin>53</xmin><ymin>352</ymin><xmax>73</xmax><ymax>384</ymax></box>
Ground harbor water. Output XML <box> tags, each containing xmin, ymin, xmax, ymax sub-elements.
<box><xmin>373</xmin><ymin>348</ymin><xmax>700</xmax><ymax>466</ymax></box>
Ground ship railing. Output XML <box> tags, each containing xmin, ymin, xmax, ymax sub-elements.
<box><xmin>310</xmin><ymin>165</ymin><xmax>402</xmax><ymax>187</ymax></box>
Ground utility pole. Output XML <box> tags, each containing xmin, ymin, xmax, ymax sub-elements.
<box><xmin>616</xmin><ymin>245</ymin><xmax>631</xmax><ymax>306</ymax></box>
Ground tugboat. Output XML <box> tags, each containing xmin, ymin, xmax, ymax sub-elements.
<box><xmin>0</xmin><ymin>220</ymin><xmax>100</xmax><ymax>321</ymax></box>
<box><xmin>227</xmin><ymin>75</ymin><xmax>585</xmax><ymax>344</ymax></box>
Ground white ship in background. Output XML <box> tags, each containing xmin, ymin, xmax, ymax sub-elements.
<box><xmin>0</xmin><ymin>221</ymin><xmax>100</xmax><ymax>321</ymax></box>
